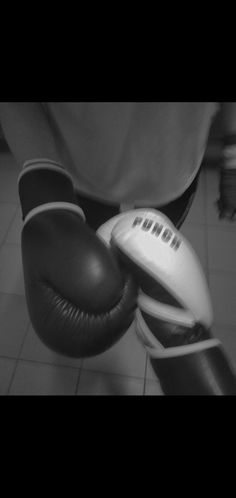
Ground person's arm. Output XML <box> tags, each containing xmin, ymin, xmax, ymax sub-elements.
<box><xmin>217</xmin><ymin>102</ymin><xmax>236</xmax><ymax>220</ymax></box>
<box><xmin>221</xmin><ymin>102</ymin><xmax>236</xmax><ymax>135</ymax></box>
<box><xmin>0</xmin><ymin>102</ymin><xmax>61</xmax><ymax>167</ymax></box>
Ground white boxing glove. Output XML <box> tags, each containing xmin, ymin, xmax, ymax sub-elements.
<box><xmin>96</xmin><ymin>213</ymin><xmax>128</xmax><ymax>248</ymax></box>
<box><xmin>110</xmin><ymin>209</ymin><xmax>236</xmax><ymax>395</ymax></box>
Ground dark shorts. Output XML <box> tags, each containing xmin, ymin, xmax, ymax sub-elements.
<box><xmin>76</xmin><ymin>171</ymin><xmax>200</xmax><ymax>231</ymax></box>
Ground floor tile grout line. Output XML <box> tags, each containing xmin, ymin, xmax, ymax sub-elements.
<box><xmin>75</xmin><ymin>360</ymin><xmax>85</xmax><ymax>394</ymax></box>
<box><xmin>5</xmin><ymin>320</ymin><xmax>83</xmax><ymax>395</ymax></box>
<box><xmin>17</xmin><ymin>321</ymin><xmax>33</xmax><ymax>360</ymax></box>
<box><xmin>6</xmin><ymin>361</ymin><xmax>20</xmax><ymax>396</ymax></box>
<box><xmin>77</xmin><ymin>365</ymin><xmax>146</xmax><ymax>382</ymax></box>
<box><xmin>0</xmin><ymin>352</ymin><xmax>83</xmax><ymax>370</ymax></box>
<box><xmin>0</xmin><ymin>204</ymin><xmax>19</xmax><ymax>247</ymax></box>
<box><xmin>2</xmin><ymin>352</ymin><xmax>146</xmax><ymax>381</ymax></box>
<box><xmin>6</xmin><ymin>353</ymin><xmax>23</xmax><ymax>395</ymax></box>
<box><xmin>15</xmin><ymin>355</ymin><xmax>83</xmax><ymax>372</ymax></box>
<box><xmin>0</xmin><ymin>354</ymin><xmax>19</xmax><ymax>361</ymax></box>
<box><xmin>5</xmin><ymin>320</ymin><xmax>31</xmax><ymax>395</ymax></box>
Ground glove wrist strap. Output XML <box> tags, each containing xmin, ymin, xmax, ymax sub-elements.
<box><xmin>24</xmin><ymin>202</ymin><xmax>86</xmax><ymax>226</ymax></box>
<box><xmin>136</xmin><ymin>309</ymin><xmax>220</xmax><ymax>359</ymax></box>
<box><xmin>18</xmin><ymin>159</ymin><xmax>73</xmax><ymax>184</ymax></box>
<box><xmin>18</xmin><ymin>159</ymin><xmax>85</xmax><ymax>222</ymax></box>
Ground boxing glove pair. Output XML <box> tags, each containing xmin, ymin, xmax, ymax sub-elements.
<box><xmin>19</xmin><ymin>159</ymin><xmax>137</xmax><ymax>358</ymax></box>
<box><xmin>19</xmin><ymin>160</ymin><xmax>236</xmax><ymax>395</ymax></box>
<box><xmin>97</xmin><ymin>210</ymin><xmax>236</xmax><ymax>395</ymax></box>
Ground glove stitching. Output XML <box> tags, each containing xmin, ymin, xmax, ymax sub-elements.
<box><xmin>39</xmin><ymin>273</ymin><xmax>137</xmax><ymax>319</ymax></box>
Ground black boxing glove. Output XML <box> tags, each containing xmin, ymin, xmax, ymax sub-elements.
<box><xmin>18</xmin><ymin>159</ymin><xmax>137</xmax><ymax>358</ymax></box>
<box><xmin>217</xmin><ymin>135</ymin><xmax>236</xmax><ymax>220</ymax></box>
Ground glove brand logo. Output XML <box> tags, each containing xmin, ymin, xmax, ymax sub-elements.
<box><xmin>132</xmin><ymin>217</ymin><xmax>182</xmax><ymax>251</ymax></box>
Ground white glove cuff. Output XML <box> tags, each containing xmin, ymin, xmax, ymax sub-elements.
<box><xmin>24</xmin><ymin>202</ymin><xmax>86</xmax><ymax>226</ymax></box>
<box><xmin>18</xmin><ymin>159</ymin><xmax>73</xmax><ymax>184</ymax></box>
<box><xmin>19</xmin><ymin>159</ymin><xmax>86</xmax><ymax>225</ymax></box>
<box><xmin>135</xmin><ymin>308</ymin><xmax>221</xmax><ymax>359</ymax></box>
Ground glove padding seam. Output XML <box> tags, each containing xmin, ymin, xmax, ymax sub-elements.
<box><xmin>38</xmin><ymin>271</ymin><xmax>137</xmax><ymax>319</ymax></box>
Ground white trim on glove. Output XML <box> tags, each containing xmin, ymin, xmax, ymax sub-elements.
<box><xmin>23</xmin><ymin>202</ymin><xmax>86</xmax><ymax>226</ymax></box>
<box><xmin>138</xmin><ymin>290</ymin><xmax>195</xmax><ymax>328</ymax></box>
<box><xmin>18</xmin><ymin>159</ymin><xmax>74</xmax><ymax>184</ymax></box>
<box><xmin>18</xmin><ymin>159</ymin><xmax>86</xmax><ymax>225</ymax></box>
<box><xmin>136</xmin><ymin>309</ymin><xmax>220</xmax><ymax>359</ymax></box>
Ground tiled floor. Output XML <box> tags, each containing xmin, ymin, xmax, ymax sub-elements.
<box><xmin>0</xmin><ymin>151</ymin><xmax>236</xmax><ymax>395</ymax></box>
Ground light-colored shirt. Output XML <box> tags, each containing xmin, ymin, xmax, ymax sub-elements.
<box><xmin>44</xmin><ymin>102</ymin><xmax>218</xmax><ymax>206</ymax></box>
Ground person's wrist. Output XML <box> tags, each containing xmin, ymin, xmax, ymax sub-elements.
<box><xmin>222</xmin><ymin>135</ymin><xmax>236</xmax><ymax>170</ymax></box>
